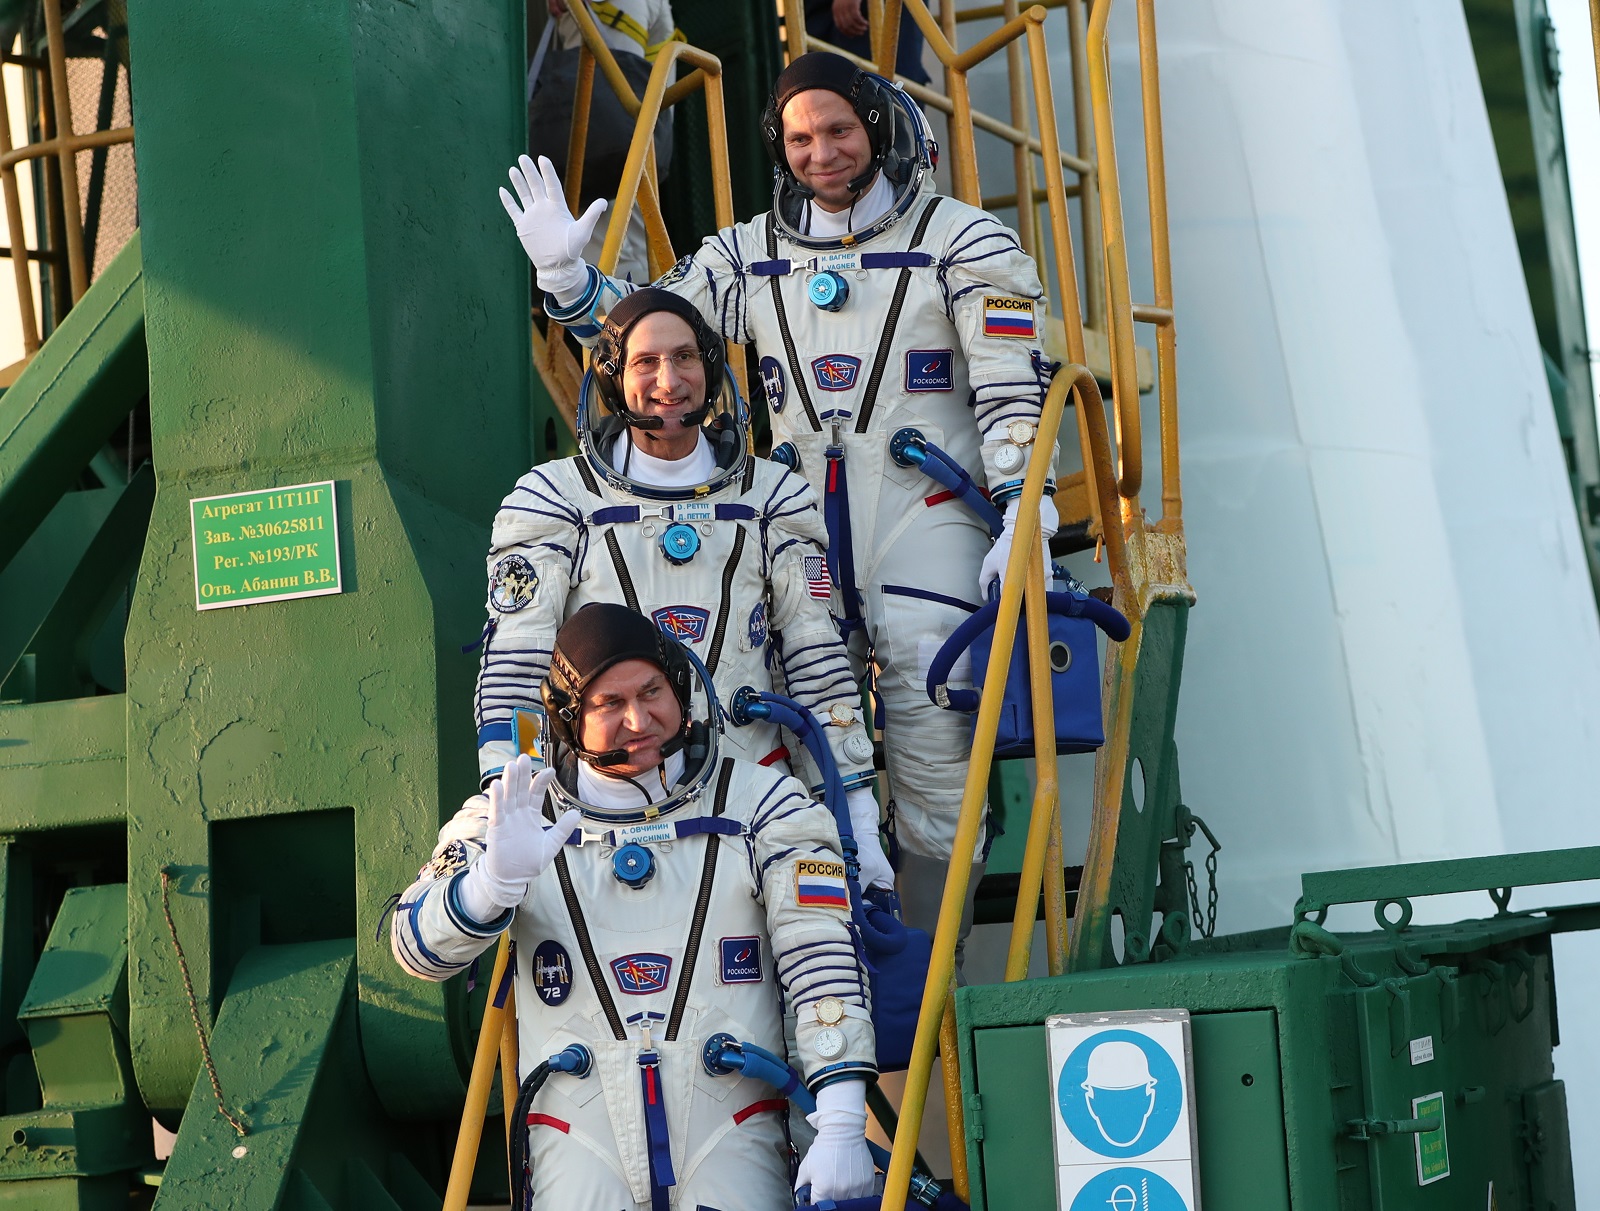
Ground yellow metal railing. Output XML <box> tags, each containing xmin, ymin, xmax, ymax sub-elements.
<box><xmin>815</xmin><ymin>0</ymin><xmax>1181</xmax><ymax>1204</ymax></box>
<box><xmin>532</xmin><ymin>6</ymin><xmax>741</xmax><ymax>437</ymax></box>
<box><xmin>0</xmin><ymin>0</ymin><xmax>133</xmax><ymax>377</ymax></box>
<box><xmin>881</xmin><ymin>365</ymin><xmax>1130</xmax><ymax>1207</ymax></box>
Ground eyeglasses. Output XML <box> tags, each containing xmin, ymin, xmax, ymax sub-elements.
<box><xmin>625</xmin><ymin>348</ymin><xmax>702</xmax><ymax>376</ymax></box>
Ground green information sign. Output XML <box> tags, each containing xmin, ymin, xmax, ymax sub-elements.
<box><xmin>1411</xmin><ymin>1091</ymin><xmax>1449</xmax><ymax>1186</ymax></box>
<box><xmin>190</xmin><ymin>480</ymin><xmax>342</xmax><ymax>610</ymax></box>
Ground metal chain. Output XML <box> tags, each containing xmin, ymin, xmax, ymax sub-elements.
<box><xmin>1180</xmin><ymin>807</ymin><xmax>1222</xmax><ymax>939</ymax></box>
<box><xmin>159</xmin><ymin>868</ymin><xmax>249</xmax><ymax>1137</ymax></box>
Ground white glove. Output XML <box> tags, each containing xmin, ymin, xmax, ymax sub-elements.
<box><xmin>459</xmin><ymin>754</ymin><xmax>580</xmax><ymax>919</ymax></box>
<box><xmin>845</xmin><ymin>787</ymin><xmax>895</xmax><ymax>891</ymax></box>
<box><xmin>978</xmin><ymin>496</ymin><xmax>1057</xmax><ymax>599</ymax></box>
<box><xmin>794</xmin><ymin>1080</ymin><xmax>876</xmax><ymax>1201</ymax></box>
<box><xmin>497</xmin><ymin>154</ymin><xmax>608</xmax><ymax>302</ymax></box>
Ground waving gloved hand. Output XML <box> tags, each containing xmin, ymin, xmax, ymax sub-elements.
<box><xmin>978</xmin><ymin>495</ymin><xmax>1057</xmax><ymax>599</ymax></box>
<box><xmin>460</xmin><ymin>754</ymin><xmax>580</xmax><ymax>919</ymax></box>
<box><xmin>498</xmin><ymin>154</ymin><xmax>608</xmax><ymax>302</ymax></box>
<box><xmin>794</xmin><ymin>1080</ymin><xmax>876</xmax><ymax>1202</ymax></box>
<box><xmin>845</xmin><ymin>787</ymin><xmax>896</xmax><ymax>892</ymax></box>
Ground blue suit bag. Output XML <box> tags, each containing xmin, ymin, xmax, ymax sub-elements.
<box><xmin>924</xmin><ymin>588</ymin><xmax>1130</xmax><ymax>758</ymax></box>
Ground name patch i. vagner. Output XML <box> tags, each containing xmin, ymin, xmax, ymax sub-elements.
<box><xmin>982</xmin><ymin>295</ymin><xmax>1037</xmax><ymax>339</ymax></box>
<box><xmin>793</xmin><ymin>858</ymin><xmax>850</xmax><ymax>909</ymax></box>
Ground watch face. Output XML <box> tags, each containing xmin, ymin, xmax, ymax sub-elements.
<box><xmin>816</xmin><ymin>996</ymin><xmax>846</xmax><ymax>1025</ymax></box>
<box><xmin>843</xmin><ymin>733</ymin><xmax>875</xmax><ymax>764</ymax></box>
<box><xmin>830</xmin><ymin>704</ymin><xmax>856</xmax><ymax>727</ymax></box>
<box><xmin>814</xmin><ymin>1026</ymin><xmax>846</xmax><ymax>1059</ymax></box>
<box><xmin>1006</xmin><ymin>419</ymin><xmax>1036</xmax><ymax>446</ymax></box>
<box><xmin>994</xmin><ymin>444</ymin><xmax>1024</xmax><ymax>473</ymax></box>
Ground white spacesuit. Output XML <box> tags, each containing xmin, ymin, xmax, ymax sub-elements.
<box><xmin>501</xmin><ymin>53</ymin><xmax>1057</xmax><ymax>948</ymax></box>
<box><xmin>474</xmin><ymin>289</ymin><xmax>890</xmax><ymax>887</ymax></box>
<box><xmin>395</xmin><ymin>605</ymin><xmax>876</xmax><ymax>1210</ymax></box>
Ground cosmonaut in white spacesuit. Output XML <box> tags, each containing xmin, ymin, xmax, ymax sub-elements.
<box><xmin>473</xmin><ymin>286</ymin><xmax>893</xmax><ymax>890</ymax></box>
<box><xmin>393</xmin><ymin>604</ymin><xmax>877</xmax><ymax>1209</ymax></box>
<box><xmin>499</xmin><ymin>51</ymin><xmax>1058</xmax><ymax>962</ymax></box>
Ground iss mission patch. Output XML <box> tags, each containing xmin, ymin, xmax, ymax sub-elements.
<box><xmin>531</xmin><ymin>940</ymin><xmax>574</xmax><ymax>1007</ymax></box>
<box><xmin>760</xmin><ymin>356</ymin><xmax>787</xmax><ymax>414</ymax></box>
<box><xmin>489</xmin><ymin>554</ymin><xmax>538</xmax><ymax>613</ymax></box>
<box><xmin>422</xmin><ymin>838</ymin><xmax>469</xmax><ymax>881</ymax></box>
<box><xmin>982</xmin><ymin>295</ymin><xmax>1037</xmax><ymax>339</ymax></box>
<box><xmin>794</xmin><ymin>859</ymin><xmax>850</xmax><ymax>909</ymax></box>
<box><xmin>656</xmin><ymin>254</ymin><xmax>696</xmax><ymax>287</ymax></box>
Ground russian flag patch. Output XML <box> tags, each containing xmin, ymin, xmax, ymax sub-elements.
<box><xmin>794</xmin><ymin>859</ymin><xmax>850</xmax><ymax>909</ymax></box>
<box><xmin>982</xmin><ymin>295</ymin><xmax>1037</xmax><ymax>339</ymax></box>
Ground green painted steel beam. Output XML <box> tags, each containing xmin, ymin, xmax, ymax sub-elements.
<box><xmin>124</xmin><ymin>0</ymin><xmax>533</xmax><ymax>1122</ymax></box>
<box><xmin>0</xmin><ymin>235</ymin><xmax>146</xmax><ymax>575</ymax></box>
<box><xmin>0</xmin><ymin>698</ymin><xmax>125</xmax><ymax>833</ymax></box>
<box><xmin>3</xmin><ymin>466</ymin><xmax>153</xmax><ymax>701</ymax></box>
<box><xmin>155</xmin><ymin>941</ymin><xmax>354</xmax><ymax>1209</ymax></box>
<box><xmin>1299</xmin><ymin>846</ymin><xmax>1600</xmax><ymax>916</ymax></box>
<box><xmin>1072</xmin><ymin>597</ymin><xmax>1191</xmax><ymax>969</ymax></box>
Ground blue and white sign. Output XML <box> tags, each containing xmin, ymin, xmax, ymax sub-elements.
<box><xmin>1048</xmin><ymin>1011</ymin><xmax>1198</xmax><ymax>1210</ymax></box>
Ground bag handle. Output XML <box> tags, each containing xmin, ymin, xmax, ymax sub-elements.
<box><xmin>925</xmin><ymin>590</ymin><xmax>1131</xmax><ymax>712</ymax></box>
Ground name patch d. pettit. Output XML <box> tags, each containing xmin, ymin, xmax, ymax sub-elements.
<box><xmin>982</xmin><ymin>295</ymin><xmax>1037</xmax><ymax>339</ymax></box>
<box><xmin>610</xmin><ymin>952</ymin><xmax>673</xmax><ymax>995</ymax></box>
<box><xmin>812</xmin><ymin>354</ymin><xmax>862</xmax><ymax>392</ymax></box>
<box><xmin>794</xmin><ymin>859</ymin><xmax>850</xmax><ymax>909</ymax></box>
<box><xmin>489</xmin><ymin>554</ymin><xmax>538</xmax><ymax>613</ymax></box>
<box><xmin>719</xmin><ymin>936</ymin><xmax>763</xmax><ymax>984</ymax></box>
<box><xmin>531</xmin><ymin>940</ymin><xmax>574</xmax><ymax>1006</ymax></box>
<box><xmin>760</xmin><ymin>355</ymin><xmax>787</xmax><ymax>414</ymax></box>
<box><xmin>905</xmin><ymin>349</ymin><xmax>954</xmax><ymax>392</ymax></box>
<box><xmin>653</xmin><ymin>604</ymin><xmax>710</xmax><ymax>644</ymax></box>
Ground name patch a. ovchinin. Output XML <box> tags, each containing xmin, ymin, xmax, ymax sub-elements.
<box><xmin>719</xmin><ymin>936</ymin><xmax>763</xmax><ymax>984</ymax></box>
<box><xmin>905</xmin><ymin>349</ymin><xmax>954</xmax><ymax>392</ymax></box>
<box><xmin>610</xmin><ymin>952</ymin><xmax>673</xmax><ymax>995</ymax></box>
<box><xmin>794</xmin><ymin>859</ymin><xmax>850</xmax><ymax>909</ymax></box>
<box><xmin>531</xmin><ymin>940</ymin><xmax>574</xmax><ymax>1006</ymax></box>
<box><xmin>489</xmin><ymin>554</ymin><xmax>538</xmax><ymax>613</ymax></box>
<box><xmin>982</xmin><ymin>295</ymin><xmax>1037</xmax><ymax>339</ymax></box>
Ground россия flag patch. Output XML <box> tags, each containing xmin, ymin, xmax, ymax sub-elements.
<box><xmin>793</xmin><ymin>859</ymin><xmax>849</xmax><ymax>909</ymax></box>
<box><xmin>982</xmin><ymin>295</ymin><xmax>1036</xmax><ymax>339</ymax></box>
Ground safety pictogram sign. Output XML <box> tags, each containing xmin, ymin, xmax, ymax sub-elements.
<box><xmin>1047</xmin><ymin>1010</ymin><xmax>1200</xmax><ymax>1210</ymax></box>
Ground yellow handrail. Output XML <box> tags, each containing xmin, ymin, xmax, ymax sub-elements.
<box><xmin>0</xmin><ymin>0</ymin><xmax>136</xmax><ymax>359</ymax></box>
<box><xmin>443</xmin><ymin>933</ymin><xmax>516</xmax><ymax>1211</ymax></box>
<box><xmin>880</xmin><ymin>364</ymin><xmax>1129</xmax><ymax>1211</ymax></box>
<box><xmin>533</xmin><ymin>9</ymin><xmax>744</xmax><ymax>430</ymax></box>
<box><xmin>1086</xmin><ymin>0</ymin><xmax>1141</xmax><ymax>500</ymax></box>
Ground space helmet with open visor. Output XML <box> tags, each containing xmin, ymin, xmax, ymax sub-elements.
<box><xmin>761</xmin><ymin>50</ymin><xmax>938</xmax><ymax>250</ymax></box>
<box><xmin>578</xmin><ymin>287</ymin><xmax>749</xmax><ymax>501</ymax></box>
<box><xmin>537</xmin><ymin>602</ymin><xmax>723</xmax><ymax>824</ymax></box>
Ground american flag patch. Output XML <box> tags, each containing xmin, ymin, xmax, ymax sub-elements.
<box><xmin>794</xmin><ymin>859</ymin><xmax>850</xmax><ymax>909</ymax></box>
<box><xmin>804</xmin><ymin>554</ymin><xmax>832</xmax><ymax>600</ymax></box>
<box><xmin>983</xmin><ymin>295</ymin><xmax>1036</xmax><ymax>339</ymax></box>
